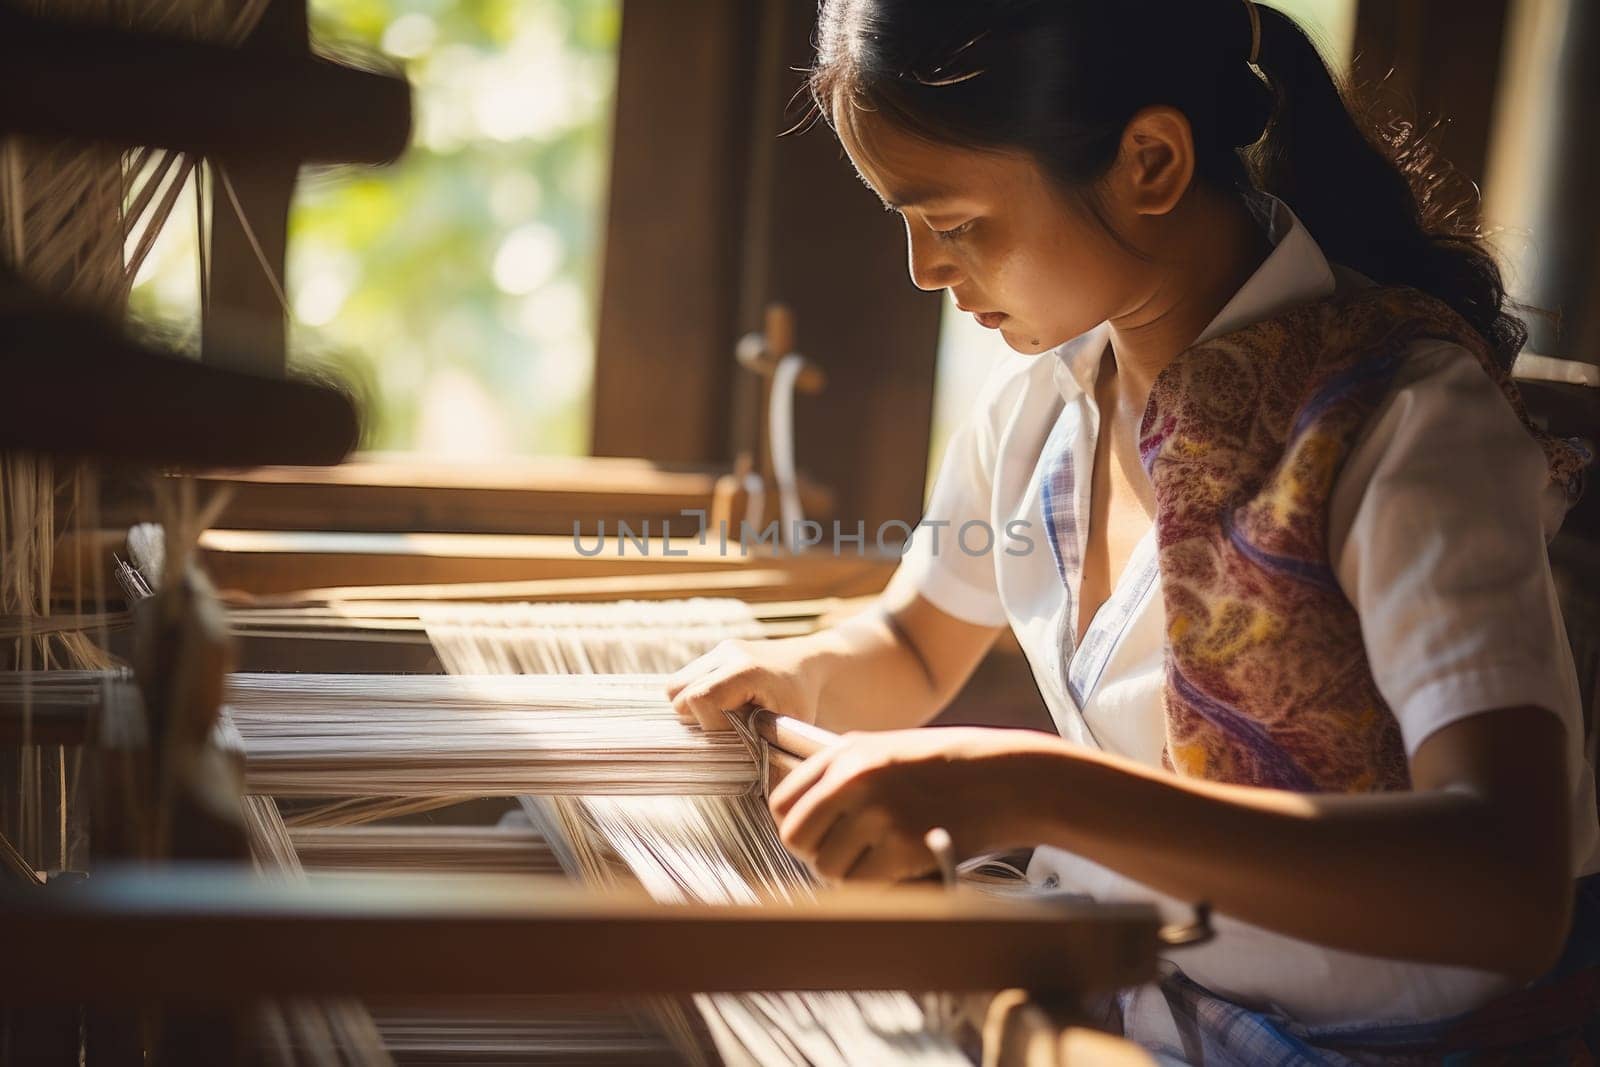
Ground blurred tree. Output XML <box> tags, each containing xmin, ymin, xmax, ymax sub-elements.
<box><xmin>295</xmin><ymin>0</ymin><xmax>620</xmax><ymax>456</ymax></box>
<box><xmin>128</xmin><ymin>0</ymin><xmax>621</xmax><ymax>458</ymax></box>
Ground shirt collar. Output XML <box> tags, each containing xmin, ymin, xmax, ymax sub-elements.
<box><xmin>1051</xmin><ymin>193</ymin><xmax>1337</xmax><ymax>399</ymax></box>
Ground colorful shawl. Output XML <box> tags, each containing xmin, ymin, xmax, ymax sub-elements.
<box><xmin>1138</xmin><ymin>286</ymin><xmax>1587</xmax><ymax>793</ymax></box>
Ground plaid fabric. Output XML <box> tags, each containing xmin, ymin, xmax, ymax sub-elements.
<box><xmin>1039</xmin><ymin>405</ymin><xmax>1083</xmax><ymax>593</ymax></box>
<box><xmin>1120</xmin><ymin>876</ymin><xmax>1600</xmax><ymax>1066</ymax></box>
<box><xmin>1066</xmin><ymin>552</ymin><xmax>1158</xmax><ymax>708</ymax></box>
<box><xmin>1040</xmin><ymin>399</ymin><xmax>1164</xmax><ymax>710</ymax></box>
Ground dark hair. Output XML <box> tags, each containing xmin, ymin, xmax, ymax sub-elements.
<box><xmin>809</xmin><ymin>0</ymin><xmax>1526</xmax><ymax>370</ymax></box>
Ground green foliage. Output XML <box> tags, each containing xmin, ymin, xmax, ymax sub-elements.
<box><xmin>289</xmin><ymin>0</ymin><xmax>620</xmax><ymax>456</ymax></box>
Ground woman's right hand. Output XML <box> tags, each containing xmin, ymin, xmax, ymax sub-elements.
<box><xmin>665</xmin><ymin>637</ymin><xmax>824</xmax><ymax>732</ymax></box>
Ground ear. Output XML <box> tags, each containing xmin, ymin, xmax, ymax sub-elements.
<box><xmin>1113</xmin><ymin>106</ymin><xmax>1196</xmax><ymax>217</ymax></box>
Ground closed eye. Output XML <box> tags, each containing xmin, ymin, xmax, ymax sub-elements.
<box><xmin>932</xmin><ymin>219</ymin><xmax>975</xmax><ymax>241</ymax></box>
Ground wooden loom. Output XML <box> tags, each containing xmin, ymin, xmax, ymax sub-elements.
<box><xmin>0</xmin><ymin>2</ymin><xmax>1172</xmax><ymax>1064</ymax></box>
<box><xmin>0</xmin><ymin>649</ymin><xmax>1171</xmax><ymax>1065</ymax></box>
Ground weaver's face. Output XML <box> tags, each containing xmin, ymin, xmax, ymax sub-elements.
<box><xmin>835</xmin><ymin>102</ymin><xmax>1143</xmax><ymax>355</ymax></box>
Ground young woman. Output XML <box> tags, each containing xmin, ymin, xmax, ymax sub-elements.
<box><xmin>667</xmin><ymin>1</ymin><xmax>1598</xmax><ymax>1058</ymax></box>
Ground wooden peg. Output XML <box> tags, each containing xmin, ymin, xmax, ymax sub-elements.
<box><xmin>709</xmin><ymin>453</ymin><xmax>755</xmax><ymax>535</ymax></box>
<box><xmin>733</xmin><ymin>303</ymin><xmax>827</xmax><ymax>531</ymax></box>
<box><xmin>736</xmin><ymin>304</ymin><xmax>827</xmax><ymax>394</ymax></box>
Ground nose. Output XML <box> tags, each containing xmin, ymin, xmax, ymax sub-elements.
<box><xmin>905</xmin><ymin>221</ymin><xmax>962</xmax><ymax>292</ymax></box>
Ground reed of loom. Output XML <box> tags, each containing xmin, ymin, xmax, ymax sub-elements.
<box><xmin>424</xmin><ymin>610</ymin><xmax>963</xmax><ymax>1067</ymax></box>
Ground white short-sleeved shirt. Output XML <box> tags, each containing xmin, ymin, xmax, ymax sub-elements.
<box><xmin>890</xmin><ymin>195</ymin><xmax>1600</xmax><ymax>1028</ymax></box>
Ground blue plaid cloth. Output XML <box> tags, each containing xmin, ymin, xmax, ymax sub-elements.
<box><xmin>1118</xmin><ymin>875</ymin><xmax>1600</xmax><ymax>1065</ymax></box>
<box><xmin>1039</xmin><ymin>403</ymin><xmax>1164</xmax><ymax>710</ymax></box>
<box><xmin>1039</xmin><ymin>404</ymin><xmax>1083</xmax><ymax>590</ymax></box>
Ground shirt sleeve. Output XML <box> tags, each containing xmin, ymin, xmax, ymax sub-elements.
<box><xmin>1328</xmin><ymin>340</ymin><xmax>1581</xmax><ymax>757</ymax></box>
<box><xmin>886</xmin><ymin>371</ymin><xmax>1014</xmax><ymax>628</ymax></box>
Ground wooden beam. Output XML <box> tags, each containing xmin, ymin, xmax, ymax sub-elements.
<box><xmin>100</xmin><ymin>459</ymin><xmax>833</xmax><ymax>537</ymax></box>
<box><xmin>181</xmin><ymin>530</ymin><xmax>897</xmax><ymax>599</ymax></box>
<box><xmin>1</xmin><ymin>301</ymin><xmax>357</xmax><ymax>466</ymax></box>
<box><xmin>0</xmin><ymin>869</ymin><xmax>1160</xmax><ymax>1000</ymax></box>
<box><xmin>984</xmin><ymin>988</ymin><xmax>1158</xmax><ymax>1067</ymax></box>
<box><xmin>233</xmin><ymin>631</ymin><xmax>444</xmax><ymax>674</ymax></box>
<box><xmin>590</xmin><ymin>0</ymin><xmax>755</xmax><ymax>462</ymax></box>
<box><xmin>203</xmin><ymin>0</ymin><xmax>309</xmax><ymax>377</ymax></box>
<box><xmin>1481</xmin><ymin>0</ymin><xmax>1600</xmax><ymax>364</ymax></box>
<box><xmin>0</xmin><ymin>701</ymin><xmax>93</xmax><ymax>748</ymax></box>
<box><xmin>0</xmin><ymin>674</ymin><xmax>139</xmax><ymax>747</ymax></box>
<box><xmin>289</xmin><ymin>825</ymin><xmax>560</xmax><ymax>875</ymax></box>
<box><xmin>0</xmin><ymin>8</ymin><xmax>409</xmax><ymax>165</ymax></box>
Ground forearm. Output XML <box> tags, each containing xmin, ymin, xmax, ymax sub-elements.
<box><xmin>803</xmin><ymin>608</ymin><xmax>952</xmax><ymax>732</ymax></box>
<box><xmin>996</xmin><ymin>729</ymin><xmax>1571</xmax><ymax>977</ymax></box>
<box><xmin>668</xmin><ymin>592</ymin><xmax>994</xmax><ymax>733</ymax></box>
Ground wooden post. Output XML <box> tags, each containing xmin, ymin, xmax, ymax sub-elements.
<box><xmin>592</xmin><ymin>0</ymin><xmax>943</xmax><ymax>533</ymax></box>
<box><xmin>590</xmin><ymin>0</ymin><xmax>758</xmax><ymax>462</ymax></box>
<box><xmin>202</xmin><ymin>0</ymin><xmax>308</xmax><ymax>376</ymax></box>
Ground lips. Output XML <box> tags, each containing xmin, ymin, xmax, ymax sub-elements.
<box><xmin>953</xmin><ymin>300</ymin><xmax>1004</xmax><ymax>329</ymax></box>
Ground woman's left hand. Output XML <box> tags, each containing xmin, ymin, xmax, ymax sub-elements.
<box><xmin>769</xmin><ymin>726</ymin><xmax>1045</xmax><ymax>882</ymax></box>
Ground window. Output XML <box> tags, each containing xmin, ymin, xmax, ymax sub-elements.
<box><xmin>129</xmin><ymin>0</ymin><xmax>622</xmax><ymax>459</ymax></box>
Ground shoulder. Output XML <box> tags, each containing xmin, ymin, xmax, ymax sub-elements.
<box><xmin>1330</xmin><ymin>336</ymin><xmax>1564</xmax><ymax>561</ymax></box>
<box><xmin>1327</xmin><ymin>334</ymin><xmax>1588</xmax><ymax>779</ymax></box>
<box><xmin>975</xmin><ymin>346</ymin><xmax>1057</xmax><ymax>423</ymax></box>
<box><xmin>958</xmin><ymin>345</ymin><xmax>1066</xmax><ymax>468</ymax></box>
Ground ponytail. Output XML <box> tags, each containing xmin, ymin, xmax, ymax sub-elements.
<box><xmin>1247</xmin><ymin>5</ymin><xmax>1524</xmax><ymax>369</ymax></box>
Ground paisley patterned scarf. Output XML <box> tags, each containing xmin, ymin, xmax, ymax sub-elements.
<box><xmin>1139</xmin><ymin>286</ymin><xmax>1588</xmax><ymax>792</ymax></box>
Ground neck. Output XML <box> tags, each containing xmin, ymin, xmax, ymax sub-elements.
<box><xmin>1104</xmin><ymin>190</ymin><xmax>1272</xmax><ymax>407</ymax></box>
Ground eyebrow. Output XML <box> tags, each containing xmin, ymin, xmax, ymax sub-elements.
<box><xmin>879</xmin><ymin>186</ymin><xmax>953</xmax><ymax>211</ymax></box>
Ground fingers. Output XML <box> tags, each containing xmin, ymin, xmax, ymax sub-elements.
<box><xmin>768</xmin><ymin>745</ymin><xmax>838</xmax><ymax>819</ymax></box>
<box><xmin>788</xmin><ymin>806</ymin><xmax>932</xmax><ymax>884</ymax></box>
<box><xmin>670</xmin><ymin>671</ymin><xmax>757</xmax><ymax>732</ymax></box>
<box><xmin>847</xmin><ymin>838</ymin><xmax>935</xmax><ymax>883</ymax></box>
<box><xmin>808</xmin><ymin>809</ymin><xmax>876</xmax><ymax>882</ymax></box>
<box><xmin>777</xmin><ymin>759</ymin><xmax>860</xmax><ymax>857</ymax></box>
<box><xmin>664</xmin><ymin>641</ymin><xmax>733</xmax><ymax>699</ymax></box>
<box><xmin>769</xmin><ymin>738</ymin><xmax>937</xmax><ymax>884</ymax></box>
<box><xmin>667</xmin><ymin>642</ymin><xmax>773</xmax><ymax>732</ymax></box>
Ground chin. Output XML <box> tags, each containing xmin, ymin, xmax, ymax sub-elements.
<box><xmin>999</xmin><ymin>326</ymin><xmax>1057</xmax><ymax>356</ymax></box>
